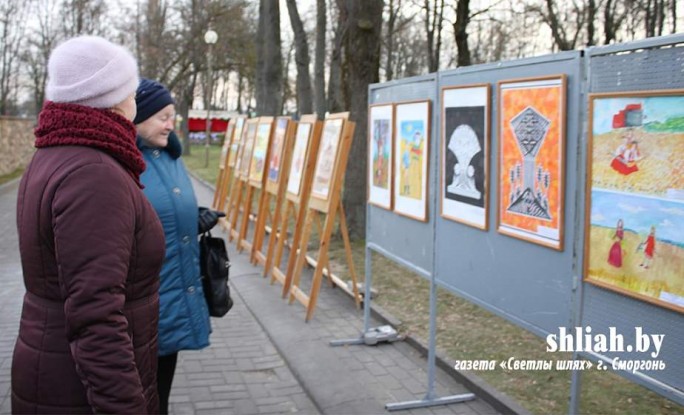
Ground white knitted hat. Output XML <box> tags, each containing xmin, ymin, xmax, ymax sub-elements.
<box><xmin>46</xmin><ymin>36</ymin><xmax>139</xmax><ymax>108</ymax></box>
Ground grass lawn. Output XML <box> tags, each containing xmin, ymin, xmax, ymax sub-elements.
<box><xmin>186</xmin><ymin>147</ymin><xmax>684</xmax><ymax>415</ymax></box>
<box><xmin>0</xmin><ymin>168</ymin><xmax>24</xmax><ymax>186</ymax></box>
<box><xmin>182</xmin><ymin>143</ymin><xmax>223</xmax><ymax>185</ymax></box>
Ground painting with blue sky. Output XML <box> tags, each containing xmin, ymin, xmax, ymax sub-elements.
<box><xmin>587</xmin><ymin>91</ymin><xmax>684</xmax><ymax>312</ymax></box>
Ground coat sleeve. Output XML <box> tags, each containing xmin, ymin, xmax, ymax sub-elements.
<box><xmin>52</xmin><ymin>163</ymin><xmax>148</xmax><ymax>414</ymax></box>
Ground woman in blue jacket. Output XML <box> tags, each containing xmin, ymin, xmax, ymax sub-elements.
<box><xmin>134</xmin><ymin>78</ymin><xmax>222</xmax><ymax>414</ymax></box>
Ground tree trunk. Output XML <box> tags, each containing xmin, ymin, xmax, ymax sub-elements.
<box><xmin>327</xmin><ymin>1</ymin><xmax>346</xmax><ymax>114</ymax></box>
<box><xmin>0</xmin><ymin>0</ymin><xmax>27</xmax><ymax>115</ymax></box>
<box><xmin>434</xmin><ymin>0</ymin><xmax>444</xmax><ymax>71</ymax></box>
<box><xmin>543</xmin><ymin>0</ymin><xmax>572</xmax><ymax>50</ymax></box>
<box><xmin>424</xmin><ymin>0</ymin><xmax>445</xmax><ymax>73</ymax></box>
<box><xmin>454</xmin><ymin>0</ymin><xmax>471</xmax><ymax>66</ymax></box>
<box><xmin>286</xmin><ymin>0</ymin><xmax>313</xmax><ymax>116</ymax></box>
<box><xmin>657</xmin><ymin>0</ymin><xmax>666</xmax><ymax>35</ymax></box>
<box><xmin>314</xmin><ymin>0</ymin><xmax>326</xmax><ymax>118</ymax></box>
<box><xmin>341</xmin><ymin>0</ymin><xmax>383</xmax><ymax>239</ymax></box>
<box><xmin>179</xmin><ymin>73</ymin><xmax>197</xmax><ymax>156</ymax></box>
<box><xmin>256</xmin><ymin>0</ymin><xmax>283</xmax><ymax>116</ymax></box>
<box><xmin>237</xmin><ymin>72</ymin><xmax>244</xmax><ymax>113</ymax></box>
<box><xmin>604</xmin><ymin>0</ymin><xmax>619</xmax><ymax>44</ymax></box>
<box><xmin>587</xmin><ymin>0</ymin><xmax>596</xmax><ymax>46</ymax></box>
<box><xmin>385</xmin><ymin>0</ymin><xmax>398</xmax><ymax>81</ymax></box>
<box><xmin>282</xmin><ymin>40</ymin><xmax>295</xmax><ymax>115</ymax></box>
<box><xmin>424</xmin><ymin>0</ymin><xmax>434</xmax><ymax>72</ymax></box>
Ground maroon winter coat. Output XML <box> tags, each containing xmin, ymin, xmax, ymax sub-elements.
<box><xmin>12</xmin><ymin>106</ymin><xmax>165</xmax><ymax>413</ymax></box>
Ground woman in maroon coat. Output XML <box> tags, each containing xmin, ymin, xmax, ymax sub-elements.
<box><xmin>12</xmin><ymin>36</ymin><xmax>165</xmax><ymax>414</ymax></box>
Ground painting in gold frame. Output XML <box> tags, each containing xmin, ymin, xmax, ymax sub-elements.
<box><xmin>249</xmin><ymin>119</ymin><xmax>274</xmax><ymax>185</ymax></box>
<box><xmin>585</xmin><ymin>90</ymin><xmax>684</xmax><ymax>313</ymax></box>
<box><xmin>287</xmin><ymin>122</ymin><xmax>313</xmax><ymax>197</ymax></box>
<box><xmin>393</xmin><ymin>100</ymin><xmax>431</xmax><ymax>222</ymax></box>
<box><xmin>497</xmin><ymin>75</ymin><xmax>566</xmax><ymax>250</ymax></box>
<box><xmin>227</xmin><ymin>116</ymin><xmax>246</xmax><ymax>168</ymax></box>
<box><xmin>367</xmin><ymin>104</ymin><xmax>394</xmax><ymax>210</ymax></box>
<box><xmin>311</xmin><ymin>118</ymin><xmax>344</xmax><ymax>201</ymax></box>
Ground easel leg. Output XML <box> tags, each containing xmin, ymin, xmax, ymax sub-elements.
<box><xmin>212</xmin><ymin>168</ymin><xmax>224</xmax><ymax>209</ymax></box>
<box><xmin>228</xmin><ymin>180</ymin><xmax>244</xmax><ymax>242</ymax></box>
<box><xmin>287</xmin><ymin>210</ymin><xmax>315</xmax><ymax>303</ymax></box>
<box><xmin>274</xmin><ymin>202</ymin><xmax>292</xmax><ymax>269</ymax></box>
<box><xmin>237</xmin><ymin>186</ymin><xmax>253</xmax><ymax>252</ymax></box>
<box><xmin>338</xmin><ymin>202</ymin><xmax>361</xmax><ymax>308</ymax></box>
<box><xmin>282</xmin><ymin>202</ymin><xmax>306</xmax><ymax>297</ymax></box>
<box><xmin>270</xmin><ymin>202</ymin><xmax>292</xmax><ymax>283</ymax></box>
<box><xmin>251</xmin><ymin>193</ymin><xmax>270</xmax><ymax>264</ymax></box>
<box><xmin>304</xmin><ymin>204</ymin><xmax>338</xmax><ymax>322</ymax></box>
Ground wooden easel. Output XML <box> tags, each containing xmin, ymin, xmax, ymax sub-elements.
<box><xmin>237</xmin><ymin>117</ymin><xmax>275</xmax><ymax>252</ymax></box>
<box><xmin>251</xmin><ymin>116</ymin><xmax>297</xmax><ymax>267</ymax></box>
<box><xmin>265</xmin><ymin>116</ymin><xmax>322</xmax><ymax>284</ymax></box>
<box><xmin>285</xmin><ymin>114</ymin><xmax>361</xmax><ymax>321</ymax></box>
<box><xmin>212</xmin><ymin>115</ymin><xmax>246</xmax><ymax>212</ymax></box>
<box><xmin>222</xmin><ymin>118</ymin><xmax>258</xmax><ymax>239</ymax></box>
<box><xmin>211</xmin><ymin>122</ymin><xmax>233</xmax><ymax>210</ymax></box>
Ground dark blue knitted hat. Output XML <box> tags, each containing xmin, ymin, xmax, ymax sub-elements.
<box><xmin>133</xmin><ymin>78</ymin><xmax>175</xmax><ymax>124</ymax></box>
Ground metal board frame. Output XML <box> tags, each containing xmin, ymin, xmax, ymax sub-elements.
<box><xmin>578</xmin><ymin>34</ymin><xmax>684</xmax><ymax>406</ymax></box>
<box><xmin>368</xmin><ymin>74</ymin><xmax>438</xmax><ymax>275</ymax></box>
<box><xmin>434</xmin><ymin>51</ymin><xmax>583</xmax><ymax>337</ymax></box>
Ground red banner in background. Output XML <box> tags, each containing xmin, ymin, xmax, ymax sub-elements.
<box><xmin>188</xmin><ymin>118</ymin><xmax>229</xmax><ymax>132</ymax></box>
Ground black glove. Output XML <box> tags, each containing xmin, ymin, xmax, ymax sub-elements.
<box><xmin>198</xmin><ymin>207</ymin><xmax>226</xmax><ymax>234</ymax></box>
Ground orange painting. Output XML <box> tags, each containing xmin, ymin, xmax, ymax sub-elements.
<box><xmin>498</xmin><ymin>76</ymin><xmax>566</xmax><ymax>250</ymax></box>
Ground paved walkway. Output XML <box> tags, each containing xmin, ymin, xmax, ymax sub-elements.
<box><xmin>0</xmin><ymin>176</ymin><xmax>501</xmax><ymax>415</ymax></box>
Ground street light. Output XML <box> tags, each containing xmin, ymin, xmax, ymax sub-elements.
<box><xmin>203</xmin><ymin>29</ymin><xmax>218</xmax><ymax>168</ymax></box>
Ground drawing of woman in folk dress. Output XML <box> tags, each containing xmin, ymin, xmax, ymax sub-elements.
<box><xmin>608</xmin><ymin>219</ymin><xmax>625</xmax><ymax>268</ymax></box>
<box><xmin>610</xmin><ymin>129</ymin><xmax>642</xmax><ymax>175</ymax></box>
<box><xmin>640</xmin><ymin>226</ymin><xmax>657</xmax><ymax>269</ymax></box>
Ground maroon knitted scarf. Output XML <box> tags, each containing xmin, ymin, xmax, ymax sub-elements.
<box><xmin>34</xmin><ymin>101</ymin><xmax>146</xmax><ymax>187</ymax></box>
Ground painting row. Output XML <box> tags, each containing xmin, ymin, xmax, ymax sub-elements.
<box><xmin>367</xmin><ymin>76</ymin><xmax>567</xmax><ymax>250</ymax></box>
<box><xmin>367</xmin><ymin>78</ymin><xmax>684</xmax><ymax>314</ymax></box>
<box><xmin>222</xmin><ymin>114</ymin><xmax>349</xmax><ymax>207</ymax></box>
<box><xmin>215</xmin><ymin>112</ymin><xmax>359</xmax><ymax>320</ymax></box>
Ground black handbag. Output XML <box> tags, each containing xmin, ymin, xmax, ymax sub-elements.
<box><xmin>199</xmin><ymin>231</ymin><xmax>233</xmax><ymax>317</ymax></box>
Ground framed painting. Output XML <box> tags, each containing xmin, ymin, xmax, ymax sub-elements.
<box><xmin>367</xmin><ymin>104</ymin><xmax>394</xmax><ymax>210</ymax></box>
<box><xmin>311</xmin><ymin>117</ymin><xmax>344</xmax><ymax>201</ymax></box>
<box><xmin>249</xmin><ymin>118</ymin><xmax>274</xmax><ymax>186</ymax></box>
<box><xmin>287</xmin><ymin>120</ymin><xmax>313</xmax><ymax>198</ymax></box>
<box><xmin>441</xmin><ymin>84</ymin><xmax>490</xmax><ymax>230</ymax></box>
<box><xmin>393</xmin><ymin>100</ymin><xmax>431</xmax><ymax>222</ymax></box>
<box><xmin>238</xmin><ymin>119</ymin><xmax>258</xmax><ymax>178</ymax></box>
<box><xmin>219</xmin><ymin>121</ymin><xmax>235</xmax><ymax>169</ymax></box>
<box><xmin>497</xmin><ymin>75</ymin><xmax>566</xmax><ymax>250</ymax></box>
<box><xmin>267</xmin><ymin>117</ymin><xmax>290</xmax><ymax>185</ymax></box>
<box><xmin>228</xmin><ymin>116</ymin><xmax>246</xmax><ymax>168</ymax></box>
<box><xmin>585</xmin><ymin>90</ymin><xmax>684</xmax><ymax>313</ymax></box>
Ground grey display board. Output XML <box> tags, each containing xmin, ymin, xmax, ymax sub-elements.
<box><xmin>433</xmin><ymin>51</ymin><xmax>583</xmax><ymax>337</ymax></box>
<box><xmin>580</xmin><ymin>35</ymin><xmax>684</xmax><ymax>403</ymax></box>
<box><xmin>365</xmin><ymin>35</ymin><xmax>683</xmax><ymax>406</ymax></box>
<box><xmin>368</xmin><ymin>74</ymin><xmax>438</xmax><ymax>274</ymax></box>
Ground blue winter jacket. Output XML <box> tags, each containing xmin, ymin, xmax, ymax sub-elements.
<box><xmin>138</xmin><ymin>132</ymin><xmax>211</xmax><ymax>356</ymax></box>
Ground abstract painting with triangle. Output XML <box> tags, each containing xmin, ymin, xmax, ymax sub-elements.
<box><xmin>498</xmin><ymin>76</ymin><xmax>566</xmax><ymax>250</ymax></box>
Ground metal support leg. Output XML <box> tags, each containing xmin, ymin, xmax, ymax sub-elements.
<box><xmin>385</xmin><ymin>267</ymin><xmax>475</xmax><ymax>411</ymax></box>
<box><xmin>330</xmin><ymin>244</ymin><xmax>373</xmax><ymax>347</ymax></box>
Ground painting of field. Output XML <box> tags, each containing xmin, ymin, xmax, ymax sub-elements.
<box><xmin>587</xmin><ymin>93</ymin><xmax>684</xmax><ymax>312</ymax></box>
<box><xmin>588</xmin><ymin>226</ymin><xmax>684</xmax><ymax>311</ymax></box>
<box><xmin>590</xmin><ymin>94</ymin><xmax>684</xmax><ymax>197</ymax></box>
<box><xmin>586</xmin><ymin>187</ymin><xmax>684</xmax><ymax>311</ymax></box>
<box><xmin>591</xmin><ymin>128</ymin><xmax>684</xmax><ymax>196</ymax></box>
